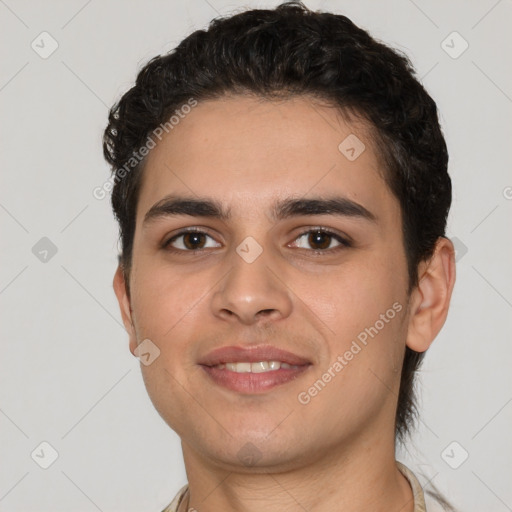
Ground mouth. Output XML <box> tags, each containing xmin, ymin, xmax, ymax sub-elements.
<box><xmin>210</xmin><ymin>361</ymin><xmax>302</xmax><ymax>372</ymax></box>
<box><xmin>198</xmin><ymin>345</ymin><xmax>312</xmax><ymax>394</ymax></box>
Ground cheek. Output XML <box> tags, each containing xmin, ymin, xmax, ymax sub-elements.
<box><xmin>296</xmin><ymin>297</ymin><xmax>407</xmax><ymax>428</ymax></box>
<box><xmin>298</xmin><ymin>257</ymin><xmax>404</xmax><ymax>335</ymax></box>
<box><xmin>129</xmin><ymin>262</ymin><xmax>217</xmax><ymax>398</ymax></box>
<box><xmin>130</xmin><ymin>261</ymin><xmax>209</xmax><ymax>342</ymax></box>
<box><xmin>296</xmin><ymin>250</ymin><xmax>408</xmax><ymax>382</ymax></box>
<box><xmin>130</xmin><ymin>266</ymin><xmax>210</xmax><ymax>433</ymax></box>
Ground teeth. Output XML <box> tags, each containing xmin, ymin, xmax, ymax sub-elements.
<box><xmin>226</xmin><ymin>362</ymin><xmax>251</xmax><ymax>372</ymax></box>
<box><xmin>213</xmin><ymin>361</ymin><xmax>301</xmax><ymax>373</ymax></box>
<box><xmin>252</xmin><ymin>361</ymin><xmax>270</xmax><ymax>373</ymax></box>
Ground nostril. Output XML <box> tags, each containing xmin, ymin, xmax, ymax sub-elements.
<box><xmin>257</xmin><ymin>309</ymin><xmax>276</xmax><ymax>317</ymax></box>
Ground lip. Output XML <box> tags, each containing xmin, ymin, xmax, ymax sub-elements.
<box><xmin>198</xmin><ymin>345</ymin><xmax>312</xmax><ymax>394</ymax></box>
<box><xmin>198</xmin><ymin>345</ymin><xmax>311</xmax><ymax>366</ymax></box>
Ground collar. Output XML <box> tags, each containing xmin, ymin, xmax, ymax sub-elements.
<box><xmin>397</xmin><ymin>461</ymin><xmax>427</xmax><ymax>512</ymax></box>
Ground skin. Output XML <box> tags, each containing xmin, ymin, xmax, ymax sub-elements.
<box><xmin>113</xmin><ymin>95</ymin><xmax>456</xmax><ymax>511</ymax></box>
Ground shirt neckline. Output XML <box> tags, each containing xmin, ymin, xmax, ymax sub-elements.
<box><xmin>397</xmin><ymin>461</ymin><xmax>427</xmax><ymax>512</ymax></box>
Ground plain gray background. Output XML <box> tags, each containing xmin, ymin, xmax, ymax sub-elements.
<box><xmin>1</xmin><ymin>0</ymin><xmax>511</xmax><ymax>510</ymax></box>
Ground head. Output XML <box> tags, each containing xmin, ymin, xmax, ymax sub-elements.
<box><xmin>103</xmin><ymin>0</ymin><xmax>454</xmax><ymax>466</ymax></box>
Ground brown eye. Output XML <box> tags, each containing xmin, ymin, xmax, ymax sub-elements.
<box><xmin>307</xmin><ymin>231</ymin><xmax>333</xmax><ymax>250</ymax></box>
<box><xmin>182</xmin><ymin>232</ymin><xmax>207</xmax><ymax>250</ymax></box>
<box><xmin>164</xmin><ymin>230</ymin><xmax>221</xmax><ymax>252</ymax></box>
<box><xmin>291</xmin><ymin>229</ymin><xmax>350</xmax><ymax>252</ymax></box>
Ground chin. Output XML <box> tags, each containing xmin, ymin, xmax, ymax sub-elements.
<box><xmin>205</xmin><ymin>443</ymin><xmax>302</xmax><ymax>473</ymax></box>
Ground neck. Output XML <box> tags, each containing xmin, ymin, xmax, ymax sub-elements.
<box><xmin>178</xmin><ymin>431</ymin><xmax>414</xmax><ymax>512</ymax></box>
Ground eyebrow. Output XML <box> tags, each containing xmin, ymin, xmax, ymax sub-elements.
<box><xmin>143</xmin><ymin>194</ymin><xmax>377</xmax><ymax>225</ymax></box>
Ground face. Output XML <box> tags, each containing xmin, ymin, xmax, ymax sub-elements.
<box><xmin>116</xmin><ymin>95</ymin><xmax>416</xmax><ymax>471</ymax></box>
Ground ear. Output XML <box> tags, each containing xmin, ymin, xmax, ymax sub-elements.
<box><xmin>406</xmin><ymin>237</ymin><xmax>456</xmax><ymax>352</ymax></box>
<box><xmin>113</xmin><ymin>265</ymin><xmax>138</xmax><ymax>356</ymax></box>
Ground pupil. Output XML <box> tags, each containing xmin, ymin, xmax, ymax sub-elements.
<box><xmin>309</xmin><ymin>231</ymin><xmax>330</xmax><ymax>250</ymax></box>
<box><xmin>184</xmin><ymin>233</ymin><xmax>205</xmax><ymax>249</ymax></box>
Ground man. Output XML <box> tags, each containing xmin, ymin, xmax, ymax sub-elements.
<box><xmin>103</xmin><ymin>2</ymin><xmax>456</xmax><ymax>510</ymax></box>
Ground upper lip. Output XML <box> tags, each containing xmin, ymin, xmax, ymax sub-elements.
<box><xmin>199</xmin><ymin>345</ymin><xmax>311</xmax><ymax>366</ymax></box>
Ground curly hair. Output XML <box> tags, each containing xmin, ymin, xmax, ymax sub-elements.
<box><xmin>103</xmin><ymin>1</ymin><xmax>451</xmax><ymax>448</ymax></box>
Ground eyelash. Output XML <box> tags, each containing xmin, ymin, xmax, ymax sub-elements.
<box><xmin>162</xmin><ymin>227</ymin><xmax>352</xmax><ymax>255</ymax></box>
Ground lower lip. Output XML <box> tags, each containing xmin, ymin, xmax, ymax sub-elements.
<box><xmin>201</xmin><ymin>365</ymin><xmax>311</xmax><ymax>393</ymax></box>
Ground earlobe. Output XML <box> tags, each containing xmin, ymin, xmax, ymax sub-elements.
<box><xmin>406</xmin><ymin>237</ymin><xmax>456</xmax><ymax>353</ymax></box>
<box><xmin>113</xmin><ymin>265</ymin><xmax>138</xmax><ymax>356</ymax></box>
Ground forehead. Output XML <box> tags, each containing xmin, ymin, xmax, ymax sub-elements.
<box><xmin>136</xmin><ymin>95</ymin><xmax>398</xmax><ymax>225</ymax></box>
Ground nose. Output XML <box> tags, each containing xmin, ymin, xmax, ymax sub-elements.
<box><xmin>210</xmin><ymin>249</ymin><xmax>293</xmax><ymax>326</ymax></box>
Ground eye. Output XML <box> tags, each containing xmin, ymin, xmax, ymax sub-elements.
<box><xmin>290</xmin><ymin>228</ymin><xmax>350</xmax><ymax>252</ymax></box>
<box><xmin>163</xmin><ymin>229</ymin><xmax>221</xmax><ymax>252</ymax></box>
<box><xmin>162</xmin><ymin>227</ymin><xmax>351</xmax><ymax>254</ymax></box>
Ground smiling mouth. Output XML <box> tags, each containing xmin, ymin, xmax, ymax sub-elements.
<box><xmin>198</xmin><ymin>344</ymin><xmax>312</xmax><ymax>393</ymax></box>
<box><xmin>200</xmin><ymin>360</ymin><xmax>311</xmax><ymax>393</ymax></box>
<box><xmin>211</xmin><ymin>361</ymin><xmax>302</xmax><ymax>372</ymax></box>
